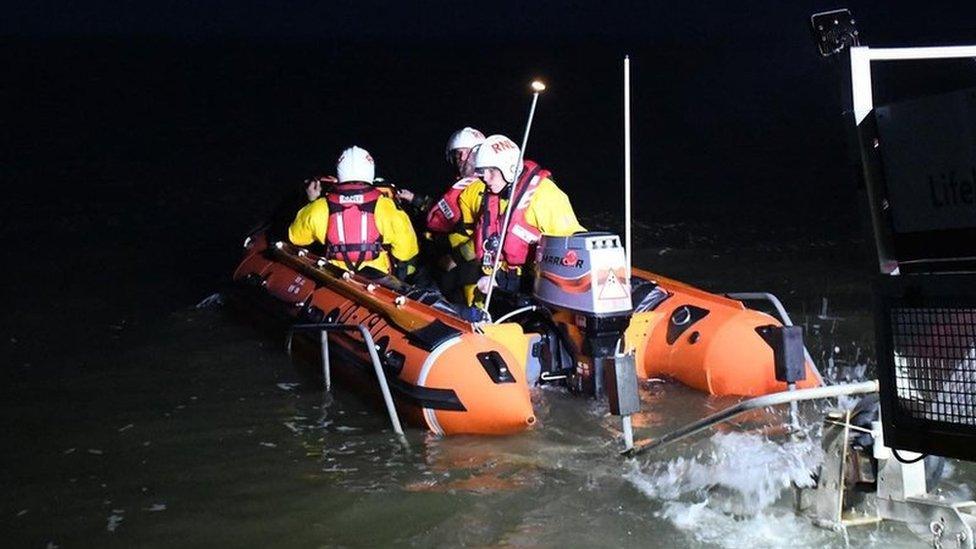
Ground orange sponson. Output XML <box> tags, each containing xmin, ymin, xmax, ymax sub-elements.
<box><xmin>624</xmin><ymin>268</ymin><xmax>822</xmax><ymax>396</ymax></box>
<box><xmin>232</xmin><ymin>232</ymin><xmax>536</xmax><ymax>435</ymax></box>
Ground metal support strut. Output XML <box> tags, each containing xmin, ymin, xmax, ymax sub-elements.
<box><xmin>321</xmin><ymin>329</ymin><xmax>331</xmax><ymax>391</ymax></box>
<box><xmin>624</xmin><ymin>380</ymin><xmax>879</xmax><ymax>456</ymax></box>
<box><xmin>290</xmin><ymin>323</ymin><xmax>406</xmax><ymax>440</ymax></box>
<box><xmin>802</xmin><ymin>412</ymin><xmax>976</xmax><ymax>546</ymax></box>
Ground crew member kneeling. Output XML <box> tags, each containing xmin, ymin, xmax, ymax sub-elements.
<box><xmin>288</xmin><ymin>146</ymin><xmax>419</xmax><ymax>279</ymax></box>
<box><xmin>458</xmin><ymin>134</ymin><xmax>585</xmax><ymax>305</ymax></box>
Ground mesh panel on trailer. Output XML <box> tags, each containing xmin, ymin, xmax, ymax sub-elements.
<box><xmin>890</xmin><ymin>307</ymin><xmax>976</xmax><ymax>426</ymax></box>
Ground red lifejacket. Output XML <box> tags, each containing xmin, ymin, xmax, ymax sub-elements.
<box><xmin>324</xmin><ymin>182</ymin><xmax>386</xmax><ymax>271</ymax></box>
<box><xmin>426</xmin><ymin>176</ymin><xmax>477</xmax><ymax>233</ymax></box>
<box><xmin>473</xmin><ymin>160</ymin><xmax>550</xmax><ymax>269</ymax></box>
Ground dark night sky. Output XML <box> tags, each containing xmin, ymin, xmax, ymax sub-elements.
<box><xmin>6</xmin><ymin>1</ymin><xmax>976</xmax><ymax>46</ymax></box>
<box><xmin>4</xmin><ymin>1</ymin><xmax>976</xmax><ymax>328</ymax></box>
<box><xmin>6</xmin><ymin>1</ymin><xmax>976</xmax><ymax>220</ymax></box>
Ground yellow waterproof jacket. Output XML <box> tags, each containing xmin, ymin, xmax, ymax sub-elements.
<box><xmin>424</xmin><ymin>177</ymin><xmax>483</xmax><ymax>261</ymax></box>
<box><xmin>457</xmin><ymin>177</ymin><xmax>585</xmax><ymax>305</ymax></box>
<box><xmin>457</xmin><ymin>177</ymin><xmax>586</xmax><ymax>253</ymax></box>
<box><xmin>288</xmin><ymin>195</ymin><xmax>419</xmax><ymax>273</ymax></box>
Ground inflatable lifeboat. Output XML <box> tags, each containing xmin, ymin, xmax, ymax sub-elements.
<box><xmin>625</xmin><ymin>270</ymin><xmax>822</xmax><ymax>396</ymax></box>
<box><xmin>231</xmin><ymin>229</ymin><xmax>821</xmax><ymax>436</ymax></box>
<box><xmin>232</xmin><ymin>231</ymin><xmax>537</xmax><ymax>436</ymax></box>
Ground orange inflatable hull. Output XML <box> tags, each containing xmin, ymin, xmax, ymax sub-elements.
<box><xmin>625</xmin><ymin>268</ymin><xmax>822</xmax><ymax>396</ymax></box>
<box><xmin>232</xmin><ymin>232</ymin><xmax>821</xmax><ymax>435</ymax></box>
<box><xmin>232</xmin><ymin>233</ymin><xmax>536</xmax><ymax>436</ymax></box>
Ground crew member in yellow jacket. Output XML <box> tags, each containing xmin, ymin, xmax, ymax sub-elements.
<box><xmin>455</xmin><ymin>134</ymin><xmax>585</xmax><ymax>305</ymax></box>
<box><xmin>288</xmin><ymin>146</ymin><xmax>419</xmax><ymax>278</ymax></box>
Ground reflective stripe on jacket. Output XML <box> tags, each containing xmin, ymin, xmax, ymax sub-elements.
<box><xmin>458</xmin><ymin>160</ymin><xmax>586</xmax><ymax>271</ymax></box>
<box><xmin>288</xmin><ymin>183</ymin><xmax>419</xmax><ymax>273</ymax></box>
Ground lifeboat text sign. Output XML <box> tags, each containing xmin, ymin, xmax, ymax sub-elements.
<box><xmin>875</xmin><ymin>86</ymin><xmax>976</xmax><ymax>235</ymax></box>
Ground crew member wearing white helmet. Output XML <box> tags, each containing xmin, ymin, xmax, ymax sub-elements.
<box><xmin>423</xmin><ymin>126</ymin><xmax>486</xmax><ymax>236</ymax></box>
<box><xmin>425</xmin><ymin>128</ymin><xmax>487</xmax><ymax>297</ymax></box>
<box><xmin>288</xmin><ymin>146</ymin><xmax>419</xmax><ymax>278</ymax></box>
<box><xmin>392</xmin><ymin>127</ymin><xmax>486</xmax><ymax>300</ymax></box>
<box><xmin>455</xmin><ymin>134</ymin><xmax>585</xmax><ymax>305</ymax></box>
<box><xmin>396</xmin><ymin>126</ymin><xmax>485</xmax><ymax>218</ymax></box>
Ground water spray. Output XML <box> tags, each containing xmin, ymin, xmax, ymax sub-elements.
<box><xmin>483</xmin><ymin>79</ymin><xmax>546</xmax><ymax>313</ymax></box>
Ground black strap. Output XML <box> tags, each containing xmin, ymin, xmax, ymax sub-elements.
<box><xmin>326</xmin><ymin>228</ymin><xmax>385</xmax><ymax>272</ymax></box>
<box><xmin>329</xmin><ymin>244</ymin><xmax>383</xmax><ymax>271</ymax></box>
<box><xmin>328</xmin><ymin>243</ymin><xmax>385</xmax><ymax>253</ymax></box>
<box><xmin>452</xmin><ymin>222</ymin><xmax>475</xmax><ymax>238</ymax></box>
<box><xmin>337</xmin><ymin>244</ymin><xmax>360</xmax><ymax>272</ymax></box>
<box><xmin>478</xmin><ymin>191</ymin><xmax>494</xmax><ymax>257</ymax></box>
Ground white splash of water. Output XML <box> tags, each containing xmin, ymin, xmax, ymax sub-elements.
<box><xmin>626</xmin><ymin>431</ymin><xmax>826</xmax><ymax>546</ymax></box>
<box><xmin>195</xmin><ymin>292</ymin><xmax>224</xmax><ymax>309</ymax></box>
<box><xmin>627</xmin><ymin>432</ymin><xmax>821</xmax><ymax>515</ymax></box>
<box><xmin>106</xmin><ymin>511</ymin><xmax>124</xmax><ymax>533</ymax></box>
<box><xmin>656</xmin><ymin>500</ymin><xmax>834</xmax><ymax>548</ymax></box>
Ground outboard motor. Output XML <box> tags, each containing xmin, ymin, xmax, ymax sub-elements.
<box><xmin>533</xmin><ymin>232</ymin><xmax>633</xmax><ymax>395</ymax></box>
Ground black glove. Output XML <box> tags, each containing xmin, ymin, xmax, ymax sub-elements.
<box><xmin>393</xmin><ymin>258</ymin><xmax>418</xmax><ymax>281</ymax></box>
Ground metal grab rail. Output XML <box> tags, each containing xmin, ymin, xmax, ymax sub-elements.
<box><xmin>290</xmin><ymin>323</ymin><xmax>406</xmax><ymax>439</ymax></box>
<box><xmin>623</xmin><ymin>380</ymin><xmax>879</xmax><ymax>457</ymax></box>
<box><xmin>725</xmin><ymin>291</ymin><xmax>824</xmax><ymax>385</ymax></box>
<box><xmin>726</xmin><ymin>292</ymin><xmax>795</xmax><ymax>326</ymax></box>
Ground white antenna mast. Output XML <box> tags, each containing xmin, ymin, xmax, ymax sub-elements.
<box><xmin>483</xmin><ymin>80</ymin><xmax>546</xmax><ymax>313</ymax></box>
<box><xmin>624</xmin><ymin>55</ymin><xmax>633</xmax><ymax>283</ymax></box>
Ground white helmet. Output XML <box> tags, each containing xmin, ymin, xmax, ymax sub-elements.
<box><xmin>474</xmin><ymin>134</ymin><xmax>520</xmax><ymax>183</ymax></box>
<box><xmin>445</xmin><ymin>127</ymin><xmax>485</xmax><ymax>162</ymax></box>
<box><xmin>336</xmin><ymin>146</ymin><xmax>375</xmax><ymax>183</ymax></box>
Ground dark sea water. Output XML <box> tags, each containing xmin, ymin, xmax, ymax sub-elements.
<box><xmin>4</xmin><ymin>34</ymin><xmax>975</xmax><ymax>547</ymax></box>
<box><xmin>8</xmin><ymin>209</ymin><xmax>964</xmax><ymax>547</ymax></box>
